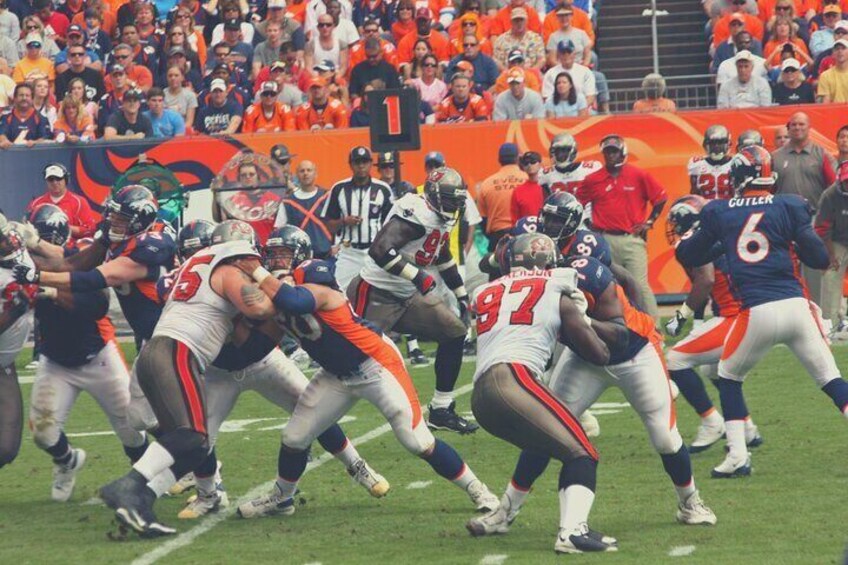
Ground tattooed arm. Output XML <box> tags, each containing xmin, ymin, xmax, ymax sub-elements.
<box><xmin>214</xmin><ymin>264</ymin><xmax>277</xmax><ymax>320</ymax></box>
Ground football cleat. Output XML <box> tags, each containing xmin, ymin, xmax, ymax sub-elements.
<box><xmin>52</xmin><ymin>448</ymin><xmax>86</xmax><ymax>502</ymax></box>
<box><xmin>466</xmin><ymin>479</ymin><xmax>499</xmax><ymax>513</ymax></box>
<box><xmin>237</xmin><ymin>484</ymin><xmax>295</xmax><ymax>519</ymax></box>
<box><xmin>689</xmin><ymin>419</ymin><xmax>726</xmax><ymax>453</ymax></box>
<box><xmin>462</xmin><ymin>338</ymin><xmax>476</xmax><ymax>358</ymax></box>
<box><xmin>676</xmin><ymin>490</ymin><xmax>717</xmax><ymax>525</ymax></box>
<box><xmin>554</xmin><ymin>523</ymin><xmax>618</xmax><ymax>554</ymax></box>
<box><xmin>745</xmin><ymin>422</ymin><xmax>764</xmax><ymax>448</ymax></box>
<box><xmin>466</xmin><ymin>495</ymin><xmax>512</xmax><ymax>536</ymax></box>
<box><xmin>408</xmin><ymin>348</ymin><xmax>429</xmax><ymax>366</ymax></box>
<box><xmin>100</xmin><ymin>470</ymin><xmax>176</xmax><ymax>538</ymax></box>
<box><xmin>288</xmin><ymin>347</ymin><xmax>312</xmax><ymax>371</ymax></box>
<box><xmin>168</xmin><ymin>472</ymin><xmax>197</xmax><ymax>496</ymax></box>
<box><xmin>579</xmin><ymin>410</ymin><xmax>601</xmax><ymax>438</ymax></box>
<box><xmin>178</xmin><ymin>490</ymin><xmax>223</xmax><ymax>519</ymax></box>
<box><xmin>348</xmin><ymin>459</ymin><xmax>390</xmax><ymax>498</ymax></box>
<box><xmin>711</xmin><ymin>452</ymin><xmax>752</xmax><ymax>478</ymax></box>
<box><xmin>427</xmin><ymin>402</ymin><xmax>479</xmax><ymax>434</ymax></box>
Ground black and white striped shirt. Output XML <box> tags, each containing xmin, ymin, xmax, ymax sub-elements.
<box><xmin>322</xmin><ymin>177</ymin><xmax>394</xmax><ymax>248</ymax></box>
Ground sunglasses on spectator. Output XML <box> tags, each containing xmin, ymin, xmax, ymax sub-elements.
<box><xmin>69</xmin><ymin>51</ymin><xmax>85</xmax><ymax>56</ymax></box>
<box><xmin>464</xmin><ymin>42</ymin><xmax>478</xmax><ymax>47</ymax></box>
<box><xmin>462</xmin><ymin>21</ymin><xmax>475</xmax><ymax>26</ymax></box>
<box><xmin>399</xmin><ymin>6</ymin><xmax>412</xmax><ymax>10</ymax></box>
<box><xmin>26</xmin><ymin>25</ymin><xmax>39</xmax><ymax>30</ymax></box>
<box><xmin>467</xmin><ymin>5</ymin><xmax>480</xmax><ymax>11</ymax></box>
<box><xmin>171</xmin><ymin>31</ymin><xmax>184</xmax><ymax>36</ymax></box>
<box><xmin>261</xmin><ymin>91</ymin><xmax>276</xmax><ymax>97</ymax></box>
<box><xmin>776</xmin><ymin>5</ymin><xmax>790</xmax><ymax>10</ymax></box>
<box><xmin>317</xmin><ymin>22</ymin><xmax>333</xmax><ymax>27</ymax></box>
<box><xmin>423</xmin><ymin>62</ymin><xmax>437</xmax><ymax>67</ymax></box>
<box><xmin>176</xmin><ymin>13</ymin><xmax>191</xmax><ymax>19</ymax></box>
<box><xmin>114</xmin><ymin>54</ymin><xmax>130</xmax><ymax>60</ymax></box>
<box><xmin>364</xmin><ymin>27</ymin><xmax>379</xmax><ymax>33</ymax></box>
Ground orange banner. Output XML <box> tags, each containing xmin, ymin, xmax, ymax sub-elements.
<box><xmin>231</xmin><ymin>105</ymin><xmax>844</xmax><ymax>295</ymax></box>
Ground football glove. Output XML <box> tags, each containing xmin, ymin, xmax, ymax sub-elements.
<box><xmin>412</xmin><ymin>270</ymin><xmax>436</xmax><ymax>296</ymax></box>
<box><xmin>12</xmin><ymin>262</ymin><xmax>39</xmax><ymax>285</ymax></box>
<box><xmin>458</xmin><ymin>295</ymin><xmax>471</xmax><ymax>326</ymax></box>
<box><xmin>9</xmin><ymin>221</ymin><xmax>40</xmax><ymax>249</ymax></box>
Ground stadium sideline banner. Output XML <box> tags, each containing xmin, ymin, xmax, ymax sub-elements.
<box><xmin>1</xmin><ymin>104</ymin><xmax>842</xmax><ymax>295</ymax></box>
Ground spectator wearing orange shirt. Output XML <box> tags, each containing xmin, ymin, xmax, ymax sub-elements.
<box><xmin>397</xmin><ymin>8</ymin><xmax>452</xmax><ymax>64</ymax></box>
<box><xmin>295</xmin><ymin>76</ymin><xmax>349</xmax><ymax>130</ymax></box>
<box><xmin>435</xmin><ymin>73</ymin><xmax>489</xmax><ymax>123</ymax></box>
<box><xmin>103</xmin><ymin>43</ymin><xmax>153</xmax><ymax>93</ymax></box>
<box><xmin>714</xmin><ymin>4</ymin><xmax>765</xmax><ymax>47</ymax></box>
<box><xmin>632</xmin><ymin>73</ymin><xmax>677</xmax><ymax>113</ymax></box>
<box><xmin>542</xmin><ymin>0</ymin><xmax>594</xmax><ymax>44</ymax></box>
<box><xmin>392</xmin><ymin>1</ymin><xmax>417</xmax><ymax>43</ymax></box>
<box><xmin>243</xmin><ymin>81</ymin><xmax>296</xmax><ymax>133</ymax></box>
<box><xmin>757</xmin><ymin>0</ymin><xmax>817</xmax><ymax>24</ymax></box>
<box><xmin>12</xmin><ymin>34</ymin><xmax>55</xmax><ymax>85</ymax></box>
<box><xmin>348</xmin><ymin>16</ymin><xmax>399</xmax><ymax>76</ymax></box>
<box><xmin>489</xmin><ymin>0</ymin><xmax>542</xmax><ymax>36</ymax></box>
<box><xmin>449</xmin><ymin>13</ymin><xmax>494</xmax><ymax>56</ymax></box>
<box><xmin>492</xmin><ymin>48</ymin><xmax>542</xmax><ymax>93</ymax></box>
<box><xmin>449</xmin><ymin>3</ymin><xmax>494</xmax><ymax>39</ymax></box>
<box><xmin>764</xmin><ymin>18</ymin><xmax>813</xmax><ymax>67</ymax></box>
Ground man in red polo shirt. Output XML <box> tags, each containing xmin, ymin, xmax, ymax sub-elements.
<box><xmin>26</xmin><ymin>163</ymin><xmax>99</xmax><ymax>241</ymax></box>
<box><xmin>577</xmin><ymin>134</ymin><xmax>666</xmax><ymax>320</ymax></box>
<box><xmin>510</xmin><ymin>150</ymin><xmax>545</xmax><ymax>222</ymax></box>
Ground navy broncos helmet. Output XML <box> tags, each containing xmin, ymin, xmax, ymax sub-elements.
<box><xmin>105</xmin><ymin>185</ymin><xmax>159</xmax><ymax>242</ymax></box>
<box><xmin>177</xmin><ymin>219</ymin><xmax>216</xmax><ymax>260</ymax></box>
<box><xmin>731</xmin><ymin>145</ymin><xmax>777</xmax><ymax>193</ymax></box>
<box><xmin>539</xmin><ymin>192</ymin><xmax>584</xmax><ymax>245</ymax></box>
<box><xmin>263</xmin><ymin>225</ymin><xmax>313</xmax><ymax>276</ymax></box>
<box><xmin>665</xmin><ymin>194</ymin><xmax>706</xmax><ymax>245</ymax></box>
<box><xmin>29</xmin><ymin>204</ymin><xmax>70</xmax><ymax>246</ymax></box>
<box><xmin>499</xmin><ymin>232</ymin><xmax>560</xmax><ymax>273</ymax></box>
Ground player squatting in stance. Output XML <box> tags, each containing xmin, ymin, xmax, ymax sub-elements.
<box><xmin>676</xmin><ymin>145</ymin><xmax>848</xmax><ymax>478</ymax></box>
<box><xmin>25</xmin><ymin>205</ymin><xmax>147</xmax><ymax>501</ymax></box>
<box><xmin>348</xmin><ymin>167</ymin><xmax>478</xmax><ymax>434</ymax></box>
<box><xmin>0</xmin><ymin>218</ymin><xmax>38</xmax><ymax>471</ymax></box>
<box><xmin>15</xmin><ymin>186</ymin><xmax>177</xmax><ymax>441</ymax></box>
<box><xmin>232</xmin><ymin>238</ymin><xmax>499</xmax><ymax>518</ymax></box>
<box><xmin>466</xmin><ymin>233</ymin><xmax>618</xmax><ymax>554</ymax></box>
<box><xmin>469</xmin><ymin>236</ymin><xmax>717</xmax><ymax>542</ymax></box>
<box><xmin>96</xmin><ymin>221</ymin><xmax>280</xmax><ymax>537</ymax></box>
<box><xmin>161</xmin><ymin>222</ymin><xmax>387</xmax><ymax>519</ymax></box>
<box><xmin>664</xmin><ymin>195</ymin><xmax>762</xmax><ymax>453</ymax></box>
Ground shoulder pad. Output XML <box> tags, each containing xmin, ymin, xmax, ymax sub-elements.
<box><xmin>565</xmin><ymin>255</ymin><xmax>615</xmax><ymax>299</ymax></box>
<box><xmin>395</xmin><ymin>193</ymin><xmax>429</xmax><ymax>223</ymax></box>
<box><xmin>128</xmin><ymin>231</ymin><xmax>177</xmax><ymax>266</ymax></box>
<box><xmin>294</xmin><ymin>259</ymin><xmax>338</xmax><ymax>287</ymax></box>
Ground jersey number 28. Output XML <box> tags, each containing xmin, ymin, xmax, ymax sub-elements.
<box><xmin>736</xmin><ymin>212</ymin><xmax>769</xmax><ymax>263</ymax></box>
<box><xmin>476</xmin><ymin>278</ymin><xmax>547</xmax><ymax>334</ymax></box>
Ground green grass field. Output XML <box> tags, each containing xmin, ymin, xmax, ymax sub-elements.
<box><xmin>1</xmin><ymin>342</ymin><xmax>847</xmax><ymax>565</ymax></box>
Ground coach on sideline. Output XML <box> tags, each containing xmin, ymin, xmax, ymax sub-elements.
<box><xmin>815</xmin><ymin>162</ymin><xmax>848</xmax><ymax>330</ymax></box>
<box><xmin>26</xmin><ymin>163</ymin><xmax>99</xmax><ymax>242</ymax></box>
<box><xmin>577</xmin><ymin>134</ymin><xmax>666</xmax><ymax>320</ymax></box>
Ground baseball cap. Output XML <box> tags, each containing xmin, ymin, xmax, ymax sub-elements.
<box><xmin>271</xmin><ymin>144</ymin><xmax>295</xmax><ymax>163</ymax></box>
<box><xmin>557</xmin><ymin>39</ymin><xmax>576</xmax><ymax>53</ymax></box>
<box><xmin>270</xmin><ymin>60</ymin><xmax>288</xmax><ymax>72</ymax></box>
<box><xmin>415</xmin><ymin>7</ymin><xmax>430</xmax><ymax>19</ymax></box>
<box><xmin>377</xmin><ymin>152</ymin><xmax>395</xmax><ymax>166</ymax></box>
<box><xmin>109</xmin><ymin>62</ymin><xmax>126</xmax><ymax>74</ymax></box>
<box><xmin>308</xmin><ymin>75</ymin><xmax>327</xmax><ymax>88</ymax></box>
<box><xmin>836</xmin><ymin>21</ymin><xmax>848</xmax><ymax>32</ymax></box>
<box><xmin>519</xmin><ymin>151</ymin><xmax>542</xmax><ymax>165</ymax></box>
<box><xmin>313</xmin><ymin>59</ymin><xmax>336</xmax><ymax>72</ymax></box>
<box><xmin>823</xmin><ymin>4</ymin><xmax>841</xmax><ymax>13</ymax></box>
<box><xmin>168</xmin><ymin>46</ymin><xmax>187</xmax><ymax>57</ymax></box>
<box><xmin>67</xmin><ymin>24</ymin><xmax>83</xmax><ymax>36</ymax></box>
<box><xmin>44</xmin><ymin>164</ymin><xmax>66</xmax><ymax>180</ymax></box>
<box><xmin>224</xmin><ymin>18</ymin><xmax>241</xmax><ymax>30</ymax></box>
<box><xmin>25</xmin><ymin>33</ymin><xmax>41</xmax><ymax>47</ymax></box>
<box><xmin>600</xmin><ymin>134</ymin><xmax>625</xmax><ymax>152</ymax></box>
<box><xmin>424</xmin><ymin>151</ymin><xmax>445</xmax><ymax>168</ymax></box>
<box><xmin>268</xmin><ymin>0</ymin><xmax>285</xmax><ymax>8</ymax></box>
<box><xmin>839</xmin><ymin>161</ymin><xmax>848</xmax><ymax>183</ymax></box>
<box><xmin>730</xmin><ymin>13</ymin><xmax>745</xmax><ymax>23</ymax></box>
<box><xmin>498</xmin><ymin>143</ymin><xmax>519</xmax><ymax>162</ymax></box>
<box><xmin>349</xmin><ymin>146</ymin><xmax>372</xmax><ymax>162</ymax></box>
<box><xmin>781</xmin><ymin>58</ymin><xmax>800</xmax><ymax>71</ymax></box>
<box><xmin>556</xmin><ymin>7</ymin><xmax>573</xmax><ymax>15</ymax></box>
<box><xmin>260</xmin><ymin>80</ymin><xmax>279</xmax><ymax>94</ymax></box>
<box><xmin>734</xmin><ymin>49</ymin><xmax>754</xmax><ymax>62</ymax></box>
<box><xmin>510</xmin><ymin>7</ymin><xmax>527</xmax><ymax>19</ymax></box>
<box><xmin>835</xmin><ymin>38</ymin><xmax>848</xmax><ymax>49</ymax></box>
<box><xmin>507</xmin><ymin>48</ymin><xmax>524</xmax><ymax>63</ymax></box>
<box><xmin>123</xmin><ymin>89</ymin><xmax>142</xmax><ymax>101</ymax></box>
<box><xmin>507</xmin><ymin>67</ymin><xmax>525</xmax><ymax>83</ymax></box>
<box><xmin>455</xmin><ymin>60</ymin><xmax>474</xmax><ymax>73</ymax></box>
<box><xmin>210</xmin><ymin>78</ymin><xmax>227</xmax><ymax>92</ymax></box>
<box><xmin>213</xmin><ymin>62</ymin><xmax>231</xmax><ymax>74</ymax></box>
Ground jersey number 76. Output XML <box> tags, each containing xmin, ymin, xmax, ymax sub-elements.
<box><xmin>476</xmin><ymin>278</ymin><xmax>547</xmax><ymax>335</ymax></box>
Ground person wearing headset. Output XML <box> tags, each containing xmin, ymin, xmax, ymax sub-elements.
<box><xmin>26</xmin><ymin>163</ymin><xmax>100</xmax><ymax>242</ymax></box>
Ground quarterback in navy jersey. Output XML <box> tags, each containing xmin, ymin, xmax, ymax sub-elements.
<box><xmin>676</xmin><ymin>145</ymin><xmax>848</xmax><ymax>479</ymax></box>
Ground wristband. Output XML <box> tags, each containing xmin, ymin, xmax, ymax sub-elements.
<box><xmin>679</xmin><ymin>303</ymin><xmax>694</xmax><ymax>319</ymax></box>
<box><xmin>251</xmin><ymin>266</ymin><xmax>272</xmax><ymax>285</ymax></box>
<box><xmin>453</xmin><ymin>285</ymin><xmax>468</xmax><ymax>299</ymax></box>
<box><xmin>398</xmin><ymin>263</ymin><xmax>421</xmax><ymax>282</ymax></box>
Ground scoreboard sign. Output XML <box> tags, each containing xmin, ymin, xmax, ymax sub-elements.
<box><xmin>367</xmin><ymin>88</ymin><xmax>422</xmax><ymax>152</ymax></box>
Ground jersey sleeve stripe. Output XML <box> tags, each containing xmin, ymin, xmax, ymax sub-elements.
<box><xmin>174</xmin><ymin>341</ymin><xmax>207</xmax><ymax>435</ymax></box>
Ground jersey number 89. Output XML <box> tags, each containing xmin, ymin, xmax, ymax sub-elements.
<box><xmin>736</xmin><ymin>212</ymin><xmax>769</xmax><ymax>264</ymax></box>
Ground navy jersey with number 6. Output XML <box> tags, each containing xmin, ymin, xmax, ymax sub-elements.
<box><xmin>676</xmin><ymin>192</ymin><xmax>829</xmax><ymax>309</ymax></box>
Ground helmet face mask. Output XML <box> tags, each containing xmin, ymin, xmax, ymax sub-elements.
<box><xmin>265</xmin><ymin>247</ymin><xmax>296</xmax><ymax>276</ymax></box>
<box><xmin>550</xmin><ymin>133</ymin><xmax>577</xmax><ymax>167</ymax></box>
<box><xmin>263</xmin><ymin>226</ymin><xmax>313</xmax><ymax>276</ymax></box>
<box><xmin>665</xmin><ymin>194</ymin><xmax>706</xmax><ymax>245</ymax></box>
<box><xmin>29</xmin><ymin>203</ymin><xmax>70</xmax><ymax>247</ymax></box>
<box><xmin>424</xmin><ymin>167</ymin><xmax>467</xmax><ymax>224</ymax></box>
<box><xmin>539</xmin><ymin>192</ymin><xmax>583</xmax><ymax>246</ymax></box>
<box><xmin>703</xmin><ymin>125</ymin><xmax>731</xmax><ymax>160</ymax></box>
<box><xmin>177</xmin><ymin>219</ymin><xmax>215</xmax><ymax>261</ymax></box>
<box><xmin>0</xmin><ymin>227</ymin><xmax>25</xmax><ymax>267</ymax></box>
<box><xmin>105</xmin><ymin>185</ymin><xmax>159</xmax><ymax>243</ymax></box>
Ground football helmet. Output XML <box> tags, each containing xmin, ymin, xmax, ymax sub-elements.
<box><xmin>424</xmin><ymin>166</ymin><xmax>467</xmax><ymax>224</ymax></box>
<box><xmin>736</xmin><ymin>129</ymin><xmax>764</xmax><ymax>150</ymax></box>
<box><xmin>0</xmin><ymin>224</ymin><xmax>25</xmax><ymax>267</ymax></box>
<box><xmin>177</xmin><ymin>219</ymin><xmax>216</xmax><ymax>260</ymax></box>
<box><xmin>666</xmin><ymin>194</ymin><xmax>707</xmax><ymax>245</ymax></box>
<box><xmin>539</xmin><ymin>192</ymin><xmax>584</xmax><ymax>246</ymax></box>
<box><xmin>211</xmin><ymin>219</ymin><xmax>258</xmax><ymax>250</ymax></box>
<box><xmin>731</xmin><ymin>145</ymin><xmax>777</xmax><ymax>193</ymax></box>
<box><xmin>263</xmin><ymin>225</ymin><xmax>313</xmax><ymax>276</ymax></box>
<box><xmin>104</xmin><ymin>185</ymin><xmax>158</xmax><ymax>243</ymax></box>
<box><xmin>498</xmin><ymin>233</ymin><xmax>560</xmax><ymax>273</ymax></box>
<box><xmin>549</xmin><ymin>133</ymin><xmax>578</xmax><ymax>167</ymax></box>
<box><xmin>29</xmin><ymin>204</ymin><xmax>70</xmax><ymax>247</ymax></box>
<box><xmin>703</xmin><ymin>125</ymin><xmax>731</xmax><ymax>160</ymax></box>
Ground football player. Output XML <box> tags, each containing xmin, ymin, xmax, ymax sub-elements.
<box><xmin>98</xmin><ymin>220</ymin><xmax>278</xmax><ymax>537</ymax></box>
<box><xmin>15</xmin><ymin>185</ymin><xmax>177</xmax><ymax>437</ymax></box>
<box><xmin>466</xmin><ymin>233</ymin><xmax>618</xmax><ymax>554</ymax></box>
<box><xmin>538</xmin><ymin>133</ymin><xmax>602</xmax><ymax>196</ymax></box>
<box><xmin>233</xmin><ymin>246</ymin><xmax>498</xmax><ymax>519</ymax></box>
<box><xmin>677</xmin><ymin>146</ymin><xmax>848</xmax><ymax>477</ymax></box>
<box><xmin>348</xmin><ymin>167</ymin><xmax>476</xmax><ymax>434</ymax></box>
<box><xmin>664</xmin><ymin>195</ymin><xmax>762</xmax><ymax>453</ymax></box>
<box><xmin>0</xmin><ymin>219</ymin><xmax>38</xmax><ymax>470</ymax></box>
<box><xmin>26</xmin><ymin>205</ymin><xmax>147</xmax><ymax>501</ymax></box>
<box><xmin>736</xmin><ymin>129</ymin><xmax>764</xmax><ymax>150</ymax></box>
<box><xmin>689</xmin><ymin>125</ymin><xmax>734</xmax><ymax>201</ymax></box>
<box><xmin>171</xmin><ymin>225</ymin><xmax>388</xmax><ymax>519</ymax></box>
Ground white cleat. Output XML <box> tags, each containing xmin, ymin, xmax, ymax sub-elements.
<box><xmin>554</xmin><ymin>523</ymin><xmax>618</xmax><ymax>554</ymax></box>
<box><xmin>52</xmin><ymin>448</ymin><xmax>86</xmax><ymax>502</ymax></box>
<box><xmin>711</xmin><ymin>452</ymin><xmax>752</xmax><ymax>478</ymax></box>
<box><xmin>689</xmin><ymin>419</ymin><xmax>726</xmax><ymax>453</ymax></box>
<box><xmin>168</xmin><ymin>472</ymin><xmax>197</xmax><ymax>496</ymax></box>
<box><xmin>288</xmin><ymin>347</ymin><xmax>312</xmax><ymax>371</ymax></box>
<box><xmin>745</xmin><ymin>422</ymin><xmax>764</xmax><ymax>448</ymax></box>
<box><xmin>579</xmin><ymin>410</ymin><xmax>601</xmax><ymax>438</ymax></box>
<box><xmin>237</xmin><ymin>483</ymin><xmax>295</xmax><ymax>519</ymax></box>
<box><xmin>179</xmin><ymin>489</ymin><xmax>223</xmax><ymax>519</ymax></box>
<box><xmin>348</xmin><ymin>459</ymin><xmax>390</xmax><ymax>498</ymax></box>
<box><xmin>466</xmin><ymin>479</ymin><xmax>499</xmax><ymax>512</ymax></box>
<box><xmin>466</xmin><ymin>495</ymin><xmax>512</xmax><ymax>536</ymax></box>
<box><xmin>676</xmin><ymin>490</ymin><xmax>717</xmax><ymax>525</ymax></box>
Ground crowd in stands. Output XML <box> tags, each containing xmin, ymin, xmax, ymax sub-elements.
<box><xmin>705</xmin><ymin>0</ymin><xmax>848</xmax><ymax>108</ymax></box>
<box><xmin>0</xmin><ymin>0</ymin><xmax>612</xmax><ymax>144</ymax></box>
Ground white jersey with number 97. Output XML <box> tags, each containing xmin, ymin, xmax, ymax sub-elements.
<box><xmin>473</xmin><ymin>267</ymin><xmax>579</xmax><ymax>380</ymax></box>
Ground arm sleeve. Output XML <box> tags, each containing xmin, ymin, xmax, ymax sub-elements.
<box><xmin>271</xmin><ymin>283</ymin><xmax>317</xmax><ymax>314</ymax></box>
<box><xmin>675</xmin><ymin>206</ymin><xmax>720</xmax><ymax>268</ymax></box>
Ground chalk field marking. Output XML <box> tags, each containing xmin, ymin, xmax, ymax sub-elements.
<box><xmin>668</xmin><ymin>545</ymin><xmax>696</xmax><ymax>557</ymax></box>
<box><xmin>131</xmin><ymin>383</ymin><xmax>474</xmax><ymax>565</ymax></box>
<box><xmin>479</xmin><ymin>554</ymin><xmax>508</xmax><ymax>565</ymax></box>
<box><xmin>406</xmin><ymin>481</ymin><xmax>433</xmax><ymax>490</ymax></box>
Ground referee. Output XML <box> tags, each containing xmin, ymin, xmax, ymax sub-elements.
<box><xmin>323</xmin><ymin>146</ymin><xmax>394</xmax><ymax>291</ymax></box>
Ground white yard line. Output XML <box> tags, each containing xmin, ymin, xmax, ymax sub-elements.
<box><xmin>132</xmin><ymin>383</ymin><xmax>475</xmax><ymax>565</ymax></box>
<box><xmin>668</xmin><ymin>545</ymin><xmax>697</xmax><ymax>557</ymax></box>
<box><xmin>405</xmin><ymin>481</ymin><xmax>433</xmax><ymax>490</ymax></box>
<box><xmin>479</xmin><ymin>555</ymin><xmax>509</xmax><ymax>565</ymax></box>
